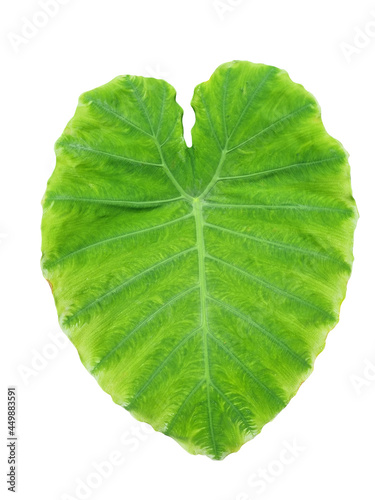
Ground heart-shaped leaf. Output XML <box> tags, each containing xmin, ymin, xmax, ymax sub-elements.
<box><xmin>41</xmin><ymin>61</ymin><xmax>357</xmax><ymax>459</ymax></box>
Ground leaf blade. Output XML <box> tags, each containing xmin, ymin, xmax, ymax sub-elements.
<box><xmin>41</xmin><ymin>61</ymin><xmax>358</xmax><ymax>460</ymax></box>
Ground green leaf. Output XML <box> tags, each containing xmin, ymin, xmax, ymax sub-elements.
<box><xmin>41</xmin><ymin>61</ymin><xmax>358</xmax><ymax>460</ymax></box>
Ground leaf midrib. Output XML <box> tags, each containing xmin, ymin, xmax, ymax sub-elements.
<box><xmin>193</xmin><ymin>197</ymin><xmax>216</xmax><ymax>454</ymax></box>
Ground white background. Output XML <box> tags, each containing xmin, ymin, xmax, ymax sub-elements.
<box><xmin>1</xmin><ymin>0</ymin><xmax>375</xmax><ymax>499</ymax></box>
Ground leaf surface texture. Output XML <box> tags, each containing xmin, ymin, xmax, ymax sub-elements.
<box><xmin>41</xmin><ymin>61</ymin><xmax>358</xmax><ymax>459</ymax></box>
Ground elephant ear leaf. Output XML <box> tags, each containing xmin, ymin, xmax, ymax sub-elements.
<box><xmin>41</xmin><ymin>61</ymin><xmax>358</xmax><ymax>460</ymax></box>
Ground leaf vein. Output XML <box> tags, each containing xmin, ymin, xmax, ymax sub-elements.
<box><xmin>208</xmin><ymin>331</ymin><xmax>285</xmax><ymax>406</ymax></box>
<box><xmin>86</xmin><ymin>98</ymin><xmax>153</xmax><ymax>137</ymax></box>
<box><xmin>206</xmin><ymin>254</ymin><xmax>333</xmax><ymax>318</ymax></box>
<box><xmin>91</xmin><ymin>285</ymin><xmax>200</xmax><ymax>374</ymax></box>
<box><xmin>205</xmin><ymin>202</ymin><xmax>352</xmax><ymax>214</ymax></box>
<box><xmin>217</xmin><ymin>156</ymin><xmax>345</xmax><ymax>182</ymax></box>
<box><xmin>227</xmin><ymin>104</ymin><xmax>312</xmax><ymax>153</ymax></box>
<box><xmin>61</xmin><ymin>143</ymin><xmax>163</xmax><ymax>167</ymax></box>
<box><xmin>198</xmin><ymin>91</ymin><xmax>224</xmax><ymax>150</ymax></box>
<box><xmin>207</xmin><ymin>296</ymin><xmax>309</xmax><ymax>368</ymax></box>
<box><xmin>165</xmin><ymin>380</ymin><xmax>205</xmax><ymax>435</ymax></box>
<box><xmin>46</xmin><ymin>196</ymin><xmax>184</xmax><ymax>207</ymax></box>
<box><xmin>126</xmin><ymin>327</ymin><xmax>201</xmax><ymax>407</ymax></box>
<box><xmin>210</xmin><ymin>380</ymin><xmax>255</xmax><ymax>433</ymax></box>
<box><xmin>50</xmin><ymin>213</ymin><xmax>194</xmax><ymax>266</ymax></box>
<box><xmin>205</xmin><ymin>222</ymin><xmax>343</xmax><ymax>264</ymax></box>
<box><xmin>65</xmin><ymin>247</ymin><xmax>197</xmax><ymax>325</ymax></box>
<box><xmin>228</xmin><ymin>67</ymin><xmax>275</xmax><ymax>140</ymax></box>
